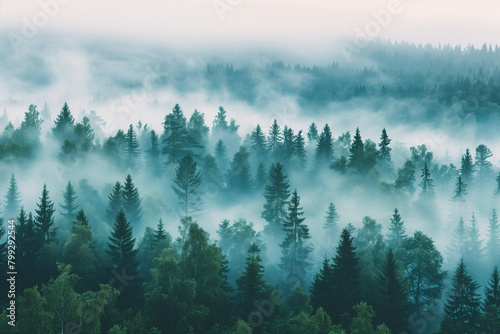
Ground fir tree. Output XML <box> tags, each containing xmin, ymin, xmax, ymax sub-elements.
<box><xmin>419</xmin><ymin>162</ymin><xmax>435</xmax><ymax>196</ymax></box>
<box><xmin>122</xmin><ymin>174</ymin><xmax>142</xmax><ymax>225</ymax></box>
<box><xmin>487</xmin><ymin>209</ymin><xmax>500</xmax><ymax>265</ymax></box>
<box><xmin>214</xmin><ymin>139</ymin><xmax>228</xmax><ymax>172</ymax></box>
<box><xmin>3</xmin><ymin>173</ymin><xmax>21</xmax><ymax>219</ymax></box>
<box><xmin>201</xmin><ymin>153</ymin><xmax>223</xmax><ymax>190</ymax></box>
<box><xmin>448</xmin><ymin>217</ymin><xmax>469</xmax><ymax>265</ymax></box>
<box><xmin>251</xmin><ymin>124</ymin><xmax>267</xmax><ymax>162</ymax></box>
<box><xmin>154</xmin><ymin>218</ymin><xmax>167</xmax><ymax>241</ymax></box>
<box><xmin>60</xmin><ymin>181</ymin><xmax>78</xmax><ymax>221</ymax></box>
<box><xmin>387</xmin><ymin>208</ymin><xmax>407</xmax><ymax>250</ymax></box>
<box><xmin>348</xmin><ymin>127</ymin><xmax>365</xmax><ymax>172</ymax></box>
<box><xmin>315</xmin><ymin>124</ymin><xmax>334</xmax><ymax>168</ymax></box>
<box><xmin>236</xmin><ymin>243</ymin><xmax>266</xmax><ymax>316</ymax></box>
<box><xmin>451</xmin><ymin>174</ymin><xmax>468</xmax><ymax>204</ymax></box>
<box><xmin>34</xmin><ymin>184</ymin><xmax>55</xmax><ymax>243</ymax></box>
<box><xmin>124</xmin><ymin>124</ymin><xmax>141</xmax><ymax>169</ymax></box>
<box><xmin>74</xmin><ymin>116</ymin><xmax>95</xmax><ymax>153</ymax></box>
<box><xmin>52</xmin><ymin>102</ymin><xmax>74</xmax><ymax>139</ymax></box>
<box><xmin>465</xmin><ymin>213</ymin><xmax>484</xmax><ymax>268</ymax></box>
<box><xmin>187</xmin><ymin>109</ymin><xmax>209</xmax><ymax>145</ymax></box>
<box><xmin>227</xmin><ymin>146</ymin><xmax>252</xmax><ymax>194</ymax></box>
<box><xmin>267</xmin><ymin>119</ymin><xmax>283</xmax><ymax>162</ymax></box>
<box><xmin>73</xmin><ymin>209</ymin><xmax>89</xmax><ymax>227</ymax></box>
<box><xmin>281</xmin><ymin>126</ymin><xmax>296</xmax><ymax>163</ymax></box>
<box><xmin>254</xmin><ymin>162</ymin><xmax>267</xmax><ymax>189</ymax></box>
<box><xmin>172</xmin><ymin>155</ymin><xmax>203</xmax><ymax>217</ymax></box>
<box><xmin>310</xmin><ymin>257</ymin><xmax>333</xmax><ymax>312</ymax></box>
<box><xmin>445</xmin><ymin>258</ymin><xmax>481</xmax><ymax>332</ymax></box>
<box><xmin>212</xmin><ymin>106</ymin><xmax>229</xmax><ymax>134</ymax></box>
<box><xmin>324</xmin><ymin>202</ymin><xmax>340</xmax><ymax>232</ymax></box>
<box><xmin>307</xmin><ymin>122</ymin><xmax>319</xmax><ymax>143</ymax></box>
<box><xmin>377</xmin><ymin>249</ymin><xmax>409</xmax><ymax>334</ymax></box>
<box><xmin>280</xmin><ymin>190</ymin><xmax>311</xmax><ymax>288</ymax></box>
<box><xmin>378</xmin><ymin>128</ymin><xmax>394</xmax><ymax>178</ymax></box>
<box><xmin>460</xmin><ymin>148</ymin><xmax>474</xmax><ymax>186</ymax></box>
<box><xmin>146</xmin><ymin>130</ymin><xmax>162</xmax><ymax>177</ymax></box>
<box><xmin>294</xmin><ymin>130</ymin><xmax>307</xmax><ymax>169</ymax></box>
<box><xmin>484</xmin><ymin>266</ymin><xmax>500</xmax><ymax>309</ymax></box>
<box><xmin>262</xmin><ymin>162</ymin><xmax>290</xmax><ymax>240</ymax></box>
<box><xmin>106</xmin><ymin>182</ymin><xmax>123</xmax><ymax>224</ymax></box>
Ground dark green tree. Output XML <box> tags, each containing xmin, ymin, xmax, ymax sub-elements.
<box><xmin>307</xmin><ymin>122</ymin><xmax>319</xmax><ymax>143</ymax></box>
<box><xmin>214</xmin><ymin>139</ymin><xmax>229</xmax><ymax>172</ymax></box>
<box><xmin>378</xmin><ymin>128</ymin><xmax>394</xmax><ymax>178</ymax></box>
<box><xmin>124</xmin><ymin>124</ymin><xmax>141</xmax><ymax>169</ymax></box>
<box><xmin>52</xmin><ymin>102</ymin><xmax>74</xmax><ymax>139</ymax></box>
<box><xmin>386</xmin><ymin>208</ymin><xmax>407</xmax><ymax>250</ymax></box>
<box><xmin>348</xmin><ymin>127</ymin><xmax>365</xmax><ymax>172</ymax></box>
<box><xmin>227</xmin><ymin>146</ymin><xmax>252</xmax><ymax>194</ymax></box>
<box><xmin>294</xmin><ymin>130</ymin><xmax>307</xmax><ymax>169</ymax></box>
<box><xmin>280</xmin><ymin>190</ymin><xmax>311</xmax><ymax>288</ymax></box>
<box><xmin>451</xmin><ymin>174</ymin><xmax>468</xmax><ymax>205</ymax></box>
<box><xmin>254</xmin><ymin>162</ymin><xmax>267</xmax><ymax>189</ymax></box>
<box><xmin>122</xmin><ymin>174</ymin><xmax>142</xmax><ymax>225</ymax></box>
<box><xmin>74</xmin><ymin>115</ymin><xmax>95</xmax><ymax>153</ymax></box>
<box><xmin>146</xmin><ymin>130</ymin><xmax>162</xmax><ymax>177</ymax></box>
<box><xmin>73</xmin><ymin>209</ymin><xmax>89</xmax><ymax>227</ymax></box>
<box><xmin>154</xmin><ymin>218</ymin><xmax>167</xmax><ymax>241</ymax></box>
<box><xmin>60</xmin><ymin>181</ymin><xmax>78</xmax><ymax>221</ymax></box>
<box><xmin>460</xmin><ymin>148</ymin><xmax>474</xmax><ymax>186</ymax></box>
<box><xmin>187</xmin><ymin>109</ymin><xmax>209</xmax><ymax>146</ymax></box>
<box><xmin>59</xmin><ymin>139</ymin><xmax>77</xmax><ymax>163</ymax></box>
<box><xmin>475</xmin><ymin>144</ymin><xmax>494</xmax><ymax>189</ymax></box>
<box><xmin>251</xmin><ymin>124</ymin><xmax>267</xmax><ymax>163</ymax></box>
<box><xmin>395</xmin><ymin>160</ymin><xmax>416</xmax><ymax>194</ymax></box>
<box><xmin>324</xmin><ymin>202</ymin><xmax>340</xmax><ymax>233</ymax></box>
<box><xmin>262</xmin><ymin>162</ymin><xmax>290</xmax><ymax>240</ymax></box>
<box><xmin>34</xmin><ymin>184</ymin><xmax>55</xmax><ymax>243</ymax></box>
<box><xmin>310</xmin><ymin>257</ymin><xmax>333</xmax><ymax>312</ymax></box>
<box><xmin>267</xmin><ymin>119</ymin><xmax>283</xmax><ymax>162</ymax></box>
<box><xmin>447</xmin><ymin>217</ymin><xmax>468</xmax><ymax>265</ymax></box>
<box><xmin>315</xmin><ymin>124</ymin><xmax>333</xmax><ymax>168</ymax></box>
<box><xmin>106</xmin><ymin>182</ymin><xmax>123</xmax><ymax>224</ymax></box>
<box><xmin>236</xmin><ymin>243</ymin><xmax>266</xmax><ymax>316</ymax></box>
<box><xmin>419</xmin><ymin>162</ymin><xmax>435</xmax><ymax>196</ymax></box>
<box><xmin>3</xmin><ymin>173</ymin><xmax>21</xmax><ymax>219</ymax></box>
<box><xmin>444</xmin><ymin>258</ymin><xmax>481</xmax><ymax>332</ymax></box>
<box><xmin>482</xmin><ymin>266</ymin><xmax>500</xmax><ymax>333</ymax></box>
<box><xmin>465</xmin><ymin>212</ymin><xmax>484</xmax><ymax>270</ymax></box>
<box><xmin>172</xmin><ymin>155</ymin><xmax>203</xmax><ymax>217</ymax></box>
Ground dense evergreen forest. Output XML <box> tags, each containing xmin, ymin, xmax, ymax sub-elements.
<box><xmin>1</xmin><ymin>42</ymin><xmax>500</xmax><ymax>333</ymax></box>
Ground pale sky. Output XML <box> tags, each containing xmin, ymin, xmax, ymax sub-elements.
<box><xmin>1</xmin><ymin>0</ymin><xmax>499</xmax><ymax>61</ymax></box>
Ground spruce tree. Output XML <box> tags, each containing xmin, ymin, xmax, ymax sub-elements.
<box><xmin>34</xmin><ymin>184</ymin><xmax>55</xmax><ymax>243</ymax></box>
<box><xmin>377</xmin><ymin>249</ymin><xmax>409</xmax><ymax>334</ymax></box>
<box><xmin>460</xmin><ymin>148</ymin><xmax>474</xmax><ymax>186</ymax></box>
<box><xmin>444</xmin><ymin>258</ymin><xmax>481</xmax><ymax>332</ymax></box>
<box><xmin>73</xmin><ymin>209</ymin><xmax>89</xmax><ymax>227</ymax></box>
<box><xmin>60</xmin><ymin>181</ymin><xmax>78</xmax><ymax>221</ymax></box>
<box><xmin>487</xmin><ymin>209</ymin><xmax>500</xmax><ymax>265</ymax></box>
<box><xmin>122</xmin><ymin>174</ymin><xmax>142</xmax><ymax>225</ymax></box>
<box><xmin>330</xmin><ymin>228</ymin><xmax>361</xmax><ymax>322</ymax></box>
<box><xmin>465</xmin><ymin>212</ymin><xmax>484</xmax><ymax>268</ymax></box>
<box><xmin>348</xmin><ymin>127</ymin><xmax>365</xmax><ymax>172</ymax></box>
<box><xmin>201</xmin><ymin>153</ymin><xmax>223</xmax><ymax>190</ymax></box>
<box><xmin>214</xmin><ymin>139</ymin><xmax>228</xmax><ymax>172</ymax></box>
<box><xmin>387</xmin><ymin>208</ymin><xmax>407</xmax><ymax>250</ymax></box>
<box><xmin>106</xmin><ymin>210</ymin><xmax>139</xmax><ymax>309</ymax></box>
<box><xmin>448</xmin><ymin>217</ymin><xmax>468</xmax><ymax>266</ymax></box>
<box><xmin>281</xmin><ymin>126</ymin><xmax>296</xmax><ymax>163</ymax></box>
<box><xmin>315</xmin><ymin>124</ymin><xmax>334</xmax><ymax>168</ymax></box>
<box><xmin>251</xmin><ymin>124</ymin><xmax>267</xmax><ymax>162</ymax></box>
<box><xmin>106</xmin><ymin>182</ymin><xmax>123</xmax><ymax>224</ymax></box>
<box><xmin>187</xmin><ymin>109</ymin><xmax>209</xmax><ymax>145</ymax></box>
<box><xmin>484</xmin><ymin>266</ymin><xmax>500</xmax><ymax>309</ymax></box>
<box><xmin>254</xmin><ymin>162</ymin><xmax>267</xmax><ymax>189</ymax></box>
<box><xmin>172</xmin><ymin>155</ymin><xmax>203</xmax><ymax>216</ymax></box>
<box><xmin>267</xmin><ymin>119</ymin><xmax>283</xmax><ymax>162</ymax></box>
<box><xmin>227</xmin><ymin>146</ymin><xmax>252</xmax><ymax>193</ymax></box>
<box><xmin>262</xmin><ymin>162</ymin><xmax>290</xmax><ymax>240</ymax></box>
<box><xmin>146</xmin><ymin>130</ymin><xmax>162</xmax><ymax>177</ymax></box>
<box><xmin>475</xmin><ymin>144</ymin><xmax>494</xmax><ymax>189</ymax></box>
<box><xmin>52</xmin><ymin>102</ymin><xmax>74</xmax><ymax>139</ymax></box>
<box><xmin>236</xmin><ymin>243</ymin><xmax>266</xmax><ymax>316</ymax></box>
<box><xmin>451</xmin><ymin>174</ymin><xmax>468</xmax><ymax>204</ymax></box>
<box><xmin>280</xmin><ymin>190</ymin><xmax>311</xmax><ymax>288</ymax></box>
<box><xmin>3</xmin><ymin>173</ymin><xmax>21</xmax><ymax>219</ymax></box>
<box><xmin>419</xmin><ymin>162</ymin><xmax>435</xmax><ymax>196</ymax></box>
<box><xmin>395</xmin><ymin>160</ymin><xmax>416</xmax><ymax>194</ymax></box>
<box><xmin>74</xmin><ymin>116</ymin><xmax>95</xmax><ymax>153</ymax></box>
<box><xmin>124</xmin><ymin>124</ymin><xmax>141</xmax><ymax>169</ymax></box>
<box><xmin>294</xmin><ymin>130</ymin><xmax>307</xmax><ymax>169</ymax></box>
<box><xmin>378</xmin><ymin>128</ymin><xmax>394</xmax><ymax>178</ymax></box>
<box><xmin>310</xmin><ymin>257</ymin><xmax>333</xmax><ymax>312</ymax></box>
<box><xmin>307</xmin><ymin>122</ymin><xmax>319</xmax><ymax>143</ymax></box>
<box><xmin>154</xmin><ymin>218</ymin><xmax>167</xmax><ymax>241</ymax></box>
<box><xmin>324</xmin><ymin>202</ymin><xmax>340</xmax><ymax>233</ymax></box>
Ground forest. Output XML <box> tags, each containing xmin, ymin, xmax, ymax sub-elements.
<box><xmin>0</xmin><ymin>42</ymin><xmax>500</xmax><ymax>334</ymax></box>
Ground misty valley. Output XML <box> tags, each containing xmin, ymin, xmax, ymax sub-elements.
<box><xmin>1</xmin><ymin>42</ymin><xmax>500</xmax><ymax>334</ymax></box>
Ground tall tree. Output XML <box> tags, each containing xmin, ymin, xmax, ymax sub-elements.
<box><xmin>310</xmin><ymin>257</ymin><xmax>333</xmax><ymax>312</ymax></box>
<box><xmin>294</xmin><ymin>130</ymin><xmax>307</xmax><ymax>169</ymax></box>
<box><xmin>419</xmin><ymin>162</ymin><xmax>435</xmax><ymax>196</ymax></box>
<box><xmin>172</xmin><ymin>155</ymin><xmax>203</xmax><ymax>217</ymax></box>
<box><xmin>122</xmin><ymin>174</ymin><xmax>142</xmax><ymax>225</ymax></box>
<box><xmin>307</xmin><ymin>122</ymin><xmax>319</xmax><ymax>143</ymax></box>
<box><xmin>444</xmin><ymin>258</ymin><xmax>481</xmax><ymax>332</ymax></box>
<box><xmin>386</xmin><ymin>208</ymin><xmax>407</xmax><ymax>250</ymax></box>
<box><xmin>280</xmin><ymin>190</ymin><xmax>311</xmax><ymax>288</ymax></box>
<box><xmin>460</xmin><ymin>148</ymin><xmax>474</xmax><ymax>186</ymax></box>
<box><xmin>395</xmin><ymin>160</ymin><xmax>416</xmax><ymax>194</ymax></box>
<box><xmin>60</xmin><ymin>181</ymin><xmax>78</xmax><ymax>221</ymax></box>
<box><xmin>451</xmin><ymin>174</ymin><xmax>468</xmax><ymax>205</ymax></box>
<box><xmin>124</xmin><ymin>124</ymin><xmax>141</xmax><ymax>169</ymax></box>
<box><xmin>154</xmin><ymin>218</ymin><xmax>167</xmax><ymax>241</ymax></box>
<box><xmin>488</xmin><ymin>209</ymin><xmax>500</xmax><ymax>266</ymax></box>
<box><xmin>348</xmin><ymin>127</ymin><xmax>365</xmax><ymax>172</ymax></box>
<box><xmin>251</xmin><ymin>124</ymin><xmax>267</xmax><ymax>163</ymax></box>
<box><xmin>377</xmin><ymin>249</ymin><xmax>409</xmax><ymax>334</ymax></box>
<box><xmin>324</xmin><ymin>202</ymin><xmax>340</xmax><ymax>234</ymax></box>
<box><xmin>52</xmin><ymin>102</ymin><xmax>75</xmax><ymax>139</ymax></box>
<box><xmin>267</xmin><ymin>119</ymin><xmax>283</xmax><ymax>162</ymax></box>
<box><xmin>378</xmin><ymin>128</ymin><xmax>394</xmax><ymax>178</ymax></box>
<box><xmin>482</xmin><ymin>266</ymin><xmax>500</xmax><ymax>333</ymax></box>
<box><xmin>236</xmin><ymin>243</ymin><xmax>267</xmax><ymax>316</ymax></box>
<box><xmin>106</xmin><ymin>210</ymin><xmax>140</xmax><ymax>309</ymax></box>
<box><xmin>187</xmin><ymin>109</ymin><xmax>209</xmax><ymax>146</ymax></box>
<box><xmin>282</xmin><ymin>125</ymin><xmax>296</xmax><ymax>164</ymax></box>
<box><xmin>315</xmin><ymin>124</ymin><xmax>334</xmax><ymax>168</ymax></box>
<box><xmin>226</xmin><ymin>146</ymin><xmax>252</xmax><ymax>194</ymax></box>
<box><xmin>3</xmin><ymin>173</ymin><xmax>21</xmax><ymax>219</ymax></box>
<box><xmin>74</xmin><ymin>115</ymin><xmax>95</xmax><ymax>153</ymax></box>
<box><xmin>34</xmin><ymin>184</ymin><xmax>56</xmax><ymax>243</ymax></box>
<box><xmin>475</xmin><ymin>144</ymin><xmax>494</xmax><ymax>189</ymax></box>
<box><xmin>448</xmin><ymin>217</ymin><xmax>468</xmax><ymax>266</ymax></box>
<box><xmin>214</xmin><ymin>139</ymin><xmax>229</xmax><ymax>172</ymax></box>
<box><xmin>254</xmin><ymin>162</ymin><xmax>267</xmax><ymax>189</ymax></box>
<box><xmin>262</xmin><ymin>162</ymin><xmax>290</xmax><ymax>240</ymax></box>
<box><xmin>106</xmin><ymin>182</ymin><xmax>123</xmax><ymax>224</ymax></box>
<box><xmin>146</xmin><ymin>130</ymin><xmax>162</xmax><ymax>177</ymax></box>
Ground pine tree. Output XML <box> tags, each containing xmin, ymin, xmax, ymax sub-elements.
<box><xmin>377</xmin><ymin>249</ymin><xmax>409</xmax><ymax>333</ymax></box>
<box><xmin>460</xmin><ymin>148</ymin><xmax>474</xmax><ymax>186</ymax></box>
<box><xmin>451</xmin><ymin>174</ymin><xmax>468</xmax><ymax>204</ymax></box>
<box><xmin>254</xmin><ymin>162</ymin><xmax>267</xmax><ymax>189</ymax></box>
<box><xmin>146</xmin><ymin>130</ymin><xmax>162</xmax><ymax>177</ymax></box>
<box><xmin>227</xmin><ymin>146</ymin><xmax>252</xmax><ymax>194</ymax></box>
<box><xmin>330</xmin><ymin>228</ymin><xmax>361</xmax><ymax>322</ymax></box>
<box><xmin>448</xmin><ymin>217</ymin><xmax>469</xmax><ymax>265</ymax></box>
<box><xmin>294</xmin><ymin>130</ymin><xmax>307</xmax><ymax>169</ymax></box>
<box><xmin>154</xmin><ymin>218</ymin><xmax>167</xmax><ymax>241</ymax></box>
<box><xmin>106</xmin><ymin>209</ymin><xmax>139</xmax><ymax>309</ymax></box>
<box><xmin>315</xmin><ymin>124</ymin><xmax>334</xmax><ymax>168</ymax></box>
<box><xmin>122</xmin><ymin>174</ymin><xmax>142</xmax><ymax>225</ymax></box>
<box><xmin>124</xmin><ymin>124</ymin><xmax>141</xmax><ymax>169</ymax></box>
<box><xmin>281</xmin><ymin>126</ymin><xmax>296</xmax><ymax>162</ymax></box>
<box><xmin>34</xmin><ymin>184</ymin><xmax>55</xmax><ymax>243</ymax></box>
<box><xmin>307</xmin><ymin>122</ymin><xmax>319</xmax><ymax>143</ymax></box>
<box><xmin>465</xmin><ymin>213</ymin><xmax>484</xmax><ymax>268</ymax></box>
<box><xmin>214</xmin><ymin>139</ymin><xmax>228</xmax><ymax>172</ymax></box>
<box><xmin>187</xmin><ymin>109</ymin><xmax>209</xmax><ymax>145</ymax></box>
<box><xmin>387</xmin><ymin>208</ymin><xmax>407</xmax><ymax>250</ymax></box>
<box><xmin>484</xmin><ymin>266</ymin><xmax>500</xmax><ymax>309</ymax></box>
<box><xmin>395</xmin><ymin>160</ymin><xmax>416</xmax><ymax>194</ymax></box>
<box><xmin>419</xmin><ymin>162</ymin><xmax>435</xmax><ymax>196</ymax></box>
<box><xmin>445</xmin><ymin>258</ymin><xmax>481</xmax><ymax>332</ymax></box>
<box><xmin>52</xmin><ymin>102</ymin><xmax>74</xmax><ymax>139</ymax></box>
<box><xmin>172</xmin><ymin>155</ymin><xmax>203</xmax><ymax>217</ymax></box>
<box><xmin>267</xmin><ymin>119</ymin><xmax>283</xmax><ymax>162</ymax></box>
<box><xmin>488</xmin><ymin>209</ymin><xmax>500</xmax><ymax>265</ymax></box>
<box><xmin>348</xmin><ymin>127</ymin><xmax>365</xmax><ymax>172</ymax></box>
<box><xmin>262</xmin><ymin>162</ymin><xmax>290</xmax><ymax>240</ymax></box>
<box><xmin>106</xmin><ymin>182</ymin><xmax>123</xmax><ymax>224</ymax></box>
<box><xmin>3</xmin><ymin>173</ymin><xmax>21</xmax><ymax>219</ymax></box>
<box><xmin>74</xmin><ymin>116</ymin><xmax>95</xmax><ymax>153</ymax></box>
<box><xmin>475</xmin><ymin>144</ymin><xmax>494</xmax><ymax>189</ymax></box>
<box><xmin>236</xmin><ymin>243</ymin><xmax>266</xmax><ymax>316</ymax></box>
<box><xmin>60</xmin><ymin>181</ymin><xmax>78</xmax><ymax>221</ymax></box>
<box><xmin>73</xmin><ymin>209</ymin><xmax>89</xmax><ymax>227</ymax></box>
<box><xmin>324</xmin><ymin>202</ymin><xmax>340</xmax><ymax>232</ymax></box>
<box><xmin>280</xmin><ymin>190</ymin><xmax>311</xmax><ymax>288</ymax></box>
<box><xmin>310</xmin><ymin>257</ymin><xmax>333</xmax><ymax>312</ymax></box>
<box><xmin>251</xmin><ymin>124</ymin><xmax>267</xmax><ymax>162</ymax></box>
<box><xmin>378</xmin><ymin>128</ymin><xmax>394</xmax><ymax>175</ymax></box>
<box><xmin>201</xmin><ymin>153</ymin><xmax>223</xmax><ymax>190</ymax></box>
<box><xmin>212</xmin><ymin>106</ymin><xmax>229</xmax><ymax>134</ymax></box>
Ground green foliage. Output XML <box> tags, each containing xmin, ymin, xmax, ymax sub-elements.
<box><xmin>262</xmin><ymin>162</ymin><xmax>290</xmax><ymax>240</ymax></box>
<box><xmin>236</xmin><ymin>244</ymin><xmax>266</xmax><ymax>316</ymax></box>
<box><xmin>172</xmin><ymin>155</ymin><xmax>203</xmax><ymax>216</ymax></box>
<box><xmin>386</xmin><ymin>208</ymin><xmax>407</xmax><ymax>250</ymax></box>
<box><xmin>122</xmin><ymin>174</ymin><xmax>142</xmax><ymax>225</ymax></box>
<box><xmin>227</xmin><ymin>146</ymin><xmax>253</xmax><ymax>193</ymax></box>
<box><xmin>3</xmin><ymin>173</ymin><xmax>21</xmax><ymax>219</ymax></box>
<box><xmin>315</xmin><ymin>124</ymin><xmax>333</xmax><ymax>168</ymax></box>
<box><xmin>34</xmin><ymin>183</ymin><xmax>56</xmax><ymax>243</ymax></box>
<box><xmin>60</xmin><ymin>181</ymin><xmax>78</xmax><ymax>221</ymax></box>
